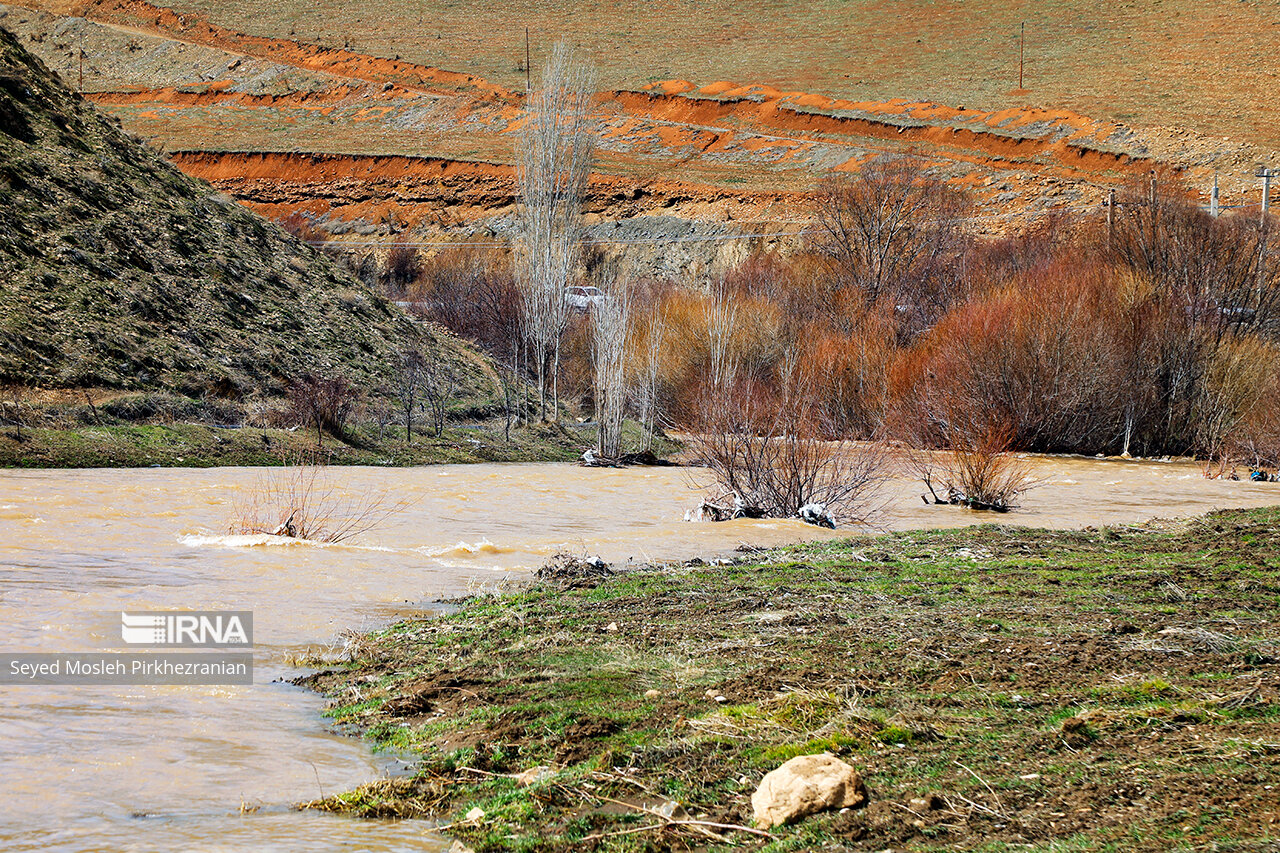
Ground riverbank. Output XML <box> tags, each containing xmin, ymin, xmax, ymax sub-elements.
<box><xmin>300</xmin><ymin>506</ymin><xmax>1280</xmax><ymax>852</ymax></box>
<box><xmin>0</xmin><ymin>421</ymin><xmax>673</xmax><ymax>468</ymax></box>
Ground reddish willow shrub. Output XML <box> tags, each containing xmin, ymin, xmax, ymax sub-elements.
<box><xmin>360</xmin><ymin>170</ymin><xmax>1278</xmax><ymax>470</ymax></box>
<box><xmin>889</xmin><ymin>260</ymin><xmax>1130</xmax><ymax>454</ymax></box>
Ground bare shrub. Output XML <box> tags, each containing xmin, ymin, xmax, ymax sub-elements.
<box><xmin>1197</xmin><ymin>336</ymin><xmax>1280</xmax><ymax>474</ymax></box>
<box><xmin>903</xmin><ymin>424</ymin><xmax>1037</xmax><ymax>511</ymax></box>
<box><xmin>1110</xmin><ymin>175</ymin><xmax>1280</xmax><ymax>332</ymax></box>
<box><xmin>688</xmin><ymin>350</ymin><xmax>888</xmax><ymax>525</ymax></box>
<box><xmin>277</xmin><ymin>211</ymin><xmax>328</xmax><ymax>245</ymax></box>
<box><xmin>287</xmin><ymin>374</ymin><xmax>360</xmax><ymax>448</ymax></box>
<box><xmin>380</xmin><ymin>245</ymin><xmax>423</xmax><ymax>298</ymax></box>
<box><xmin>893</xmin><ymin>336</ymin><xmax>1039</xmax><ymax>511</ymax></box>
<box><xmin>229</xmin><ymin>454</ymin><xmax>413</xmax><ymax>543</ymax></box>
<box><xmin>591</xmin><ymin>277</ymin><xmax>630</xmax><ymax>459</ymax></box>
<box><xmin>891</xmin><ymin>261</ymin><xmax>1127</xmax><ymax>455</ymax></box>
<box><xmin>406</xmin><ymin>248</ymin><xmax>523</xmax><ymax>363</ymax></box>
<box><xmin>803</xmin><ymin>306</ymin><xmax>897</xmax><ymax>439</ymax></box>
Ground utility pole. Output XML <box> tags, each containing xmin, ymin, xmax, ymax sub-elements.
<box><xmin>1210</xmin><ymin>173</ymin><xmax>1219</xmax><ymax>218</ymax></box>
<box><xmin>1149</xmin><ymin>170</ymin><xmax>1159</xmax><ymax>255</ymax></box>
<box><xmin>1106</xmin><ymin>187</ymin><xmax>1116</xmax><ymax>247</ymax></box>
<box><xmin>1261</xmin><ymin>167</ymin><xmax>1273</xmax><ymax>223</ymax></box>
<box><xmin>1256</xmin><ymin>167</ymin><xmax>1272</xmax><ymax>305</ymax></box>
<box><xmin>525</xmin><ymin>28</ymin><xmax>531</xmax><ymax>95</ymax></box>
<box><xmin>1018</xmin><ymin>22</ymin><xmax>1025</xmax><ymax>89</ymax></box>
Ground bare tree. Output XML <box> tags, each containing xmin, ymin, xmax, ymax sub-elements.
<box><xmin>368</xmin><ymin>391</ymin><xmax>394</xmax><ymax>442</ymax></box>
<box><xmin>0</xmin><ymin>383</ymin><xmax>29</xmax><ymax>442</ymax></box>
<box><xmin>287</xmin><ymin>374</ymin><xmax>359</xmax><ymax>448</ymax></box>
<box><xmin>421</xmin><ymin>357</ymin><xmax>457</xmax><ymax>438</ymax></box>
<box><xmin>813</xmin><ymin>158</ymin><xmax>967</xmax><ymax>323</ymax></box>
<box><xmin>395</xmin><ymin>350</ymin><xmax>423</xmax><ymax>442</ymax></box>
<box><xmin>632</xmin><ymin>304</ymin><xmax>666</xmax><ymax>453</ymax></box>
<box><xmin>705</xmin><ymin>278</ymin><xmax>737</xmax><ymax>391</ymax></box>
<box><xmin>591</xmin><ymin>277</ymin><xmax>631</xmax><ymax>458</ymax></box>
<box><xmin>515</xmin><ymin>41</ymin><xmax>596</xmax><ymax>421</ymax></box>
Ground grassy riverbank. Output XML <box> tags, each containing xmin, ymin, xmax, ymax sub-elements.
<box><xmin>0</xmin><ymin>420</ymin><xmax>680</xmax><ymax>468</ymax></box>
<box><xmin>299</xmin><ymin>507</ymin><xmax>1280</xmax><ymax>851</ymax></box>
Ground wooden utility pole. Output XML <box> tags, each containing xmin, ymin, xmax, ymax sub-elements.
<box><xmin>1262</xmin><ymin>167</ymin><xmax>1273</xmax><ymax>223</ymax></box>
<box><xmin>1257</xmin><ymin>167</ymin><xmax>1272</xmax><ymax>303</ymax></box>
<box><xmin>525</xmin><ymin>28</ymin><xmax>531</xmax><ymax>95</ymax></box>
<box><xmin>1107</xmin><ymin>188</ymin><xmax>1116</xmax><ymax>246</ymax></box>
<box><xmin>1018</xmin><ymin>22</ymin><xmax>1025</xmax><ymax>89</ymax></box>
<box><xmin>1148</xmin><ymin>170</ymin><xmax>1159</xmax><ymax>252</ymax></box>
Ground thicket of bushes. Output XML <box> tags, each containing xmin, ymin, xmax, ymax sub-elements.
<box><xmin>342</xmin><ymin>163</ymin><xmax>1280</xmax><ymax>483</ymax></box>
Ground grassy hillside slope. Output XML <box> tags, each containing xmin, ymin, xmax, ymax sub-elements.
<box><xmin>0</xmin><ymin>24</ymin><xmax>472</xmax><ymax>397</ymax></box>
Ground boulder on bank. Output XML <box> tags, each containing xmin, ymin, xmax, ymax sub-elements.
<box><xmin>751</xmin><ymin>752</ymin><xmax>868</xmax><ymax>828</ymax></box>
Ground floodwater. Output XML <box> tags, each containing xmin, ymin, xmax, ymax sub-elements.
<box><xmin>0</xmin><ymin>458</ymin><xmax>1276</xmax><ymax>852</ymax></box>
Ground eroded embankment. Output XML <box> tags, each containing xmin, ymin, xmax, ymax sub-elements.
<box><xmin>169</xmin><ymin>150</ymin><xmax>808</xmax><ymax>228</ymax></box>
<box><xmin>88</xmin><ymin>84</ymin><xmax>382</xmax><ymax>108</ymax></box>
<box><xmin>16</xmin><ymin>0</ymin><xmax>515</xmax><ymax>100</ymax></box>
<box><xmin>608</xmin><ymin>87</ymin><xmax>1162</xmax><ymax>181</ymax></box>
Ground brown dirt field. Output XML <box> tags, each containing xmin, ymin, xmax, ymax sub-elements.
<box><xmin>3</xmin><ymin>0</ymin><xmax>1276</xmax><ymax>250</ymax></box>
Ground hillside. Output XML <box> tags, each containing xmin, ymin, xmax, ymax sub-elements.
<box><xmin>0</xmin><ymin>0</ymin><xmax>1274</xmax><ymax>280</ymax></box>
<box><xmin>0</xmin><ymin>23</ymin><xmax>474</xmax><ymax>398</ymax></box>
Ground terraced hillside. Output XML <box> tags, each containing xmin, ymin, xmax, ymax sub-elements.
<box><xmin>1</xmin><ymin>0</ymin><xmax>1276</xmax><ymax>272</ymax></box>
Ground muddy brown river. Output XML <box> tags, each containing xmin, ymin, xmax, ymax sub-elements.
<box><xmin>1</xmin><ymin>459</ymin><xmax>1276</xmax><ymax>851</ymax></box>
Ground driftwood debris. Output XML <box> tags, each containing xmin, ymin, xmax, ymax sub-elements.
<box><xmin>687</xmin><ymin>493</ymin><xmax>837</xmax><ymax>528</ymax></box>
<box><xmin>271</xmin><ymin>511</ymin><xmax>298</xmax><ymax>537</ymax></box>
<box><xmin>921</xmin><ymin>480</ymin><xmax>1012</xmax><ymax>513</ymax></box>
<box><xmin>536</xmin><ymin>553</ymin><xmax>613</xmax><ymax>589</ymax></box>
<box><xmin>579</xmin><ymin>449</ymin><xmax>677</xmax><ymax>468</ymax></box>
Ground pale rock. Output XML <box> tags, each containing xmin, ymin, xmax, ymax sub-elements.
<box><xmin>464</xmin><ymin>806</ymin><xmax>485</xmax><ymax>822</ymax></box>
<box><xmin>447</xmin><ymin>843</ymin><xmax>476</xmax><ymax>853</ymax></box>
<box><xmin>653</xmin><ymin>800</ymin><xmax>686</xmax><ymax>820</ymax></box>
<box><xmin>751</xmin><ymin>752</ymin><xmax>867</xmax><ymax>828</ymax></box>
<box><xmin>514</xmin><ymin>765</ymin><xmax>555</xmax><ymax>787</ymax></box>
<box><xmin>644</xmin><ymin>689</ymin><xmax>662</xmax><ymax>699</ymax></box>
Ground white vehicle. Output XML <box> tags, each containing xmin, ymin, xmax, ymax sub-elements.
<box><xmin>564</xmin><ymin>285</ymin><xmax>605</xmax><ymax>312</ymax></box>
